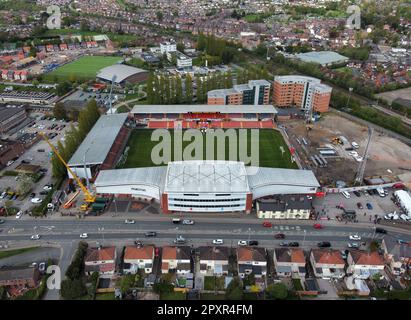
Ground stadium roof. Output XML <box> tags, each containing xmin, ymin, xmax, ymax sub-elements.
<box><xmin>68</xmin><ymin>113</ymin><xmax>127</xmax><ymax>167</ymax></box>
<box><xmin>96</xmin><ymin>64</ymin><xmax>147</xmax><ymax>83</ymax></box>
<box><xmin>246</xmin><ymin>167</ymin><xmax>320</xmax><ymax>189</ymax></box>
<box><xmin>131</xmin><ymin>105</ymin><xmax>278</xmax><ymax>114</ymax></box>
<box><xmin>295</xmin><ymin>51</ymin><xmax>349</xmax><ymax>66</ymax></box>
<box><xmin>95</xmin><ymin>167</ymin><xmax>166</xmax><ymax>189</ymax></box>
<box><xmin>164</xmin><ymin>161</ymin><xmax>250</xmax><ymax>193</ymax></box>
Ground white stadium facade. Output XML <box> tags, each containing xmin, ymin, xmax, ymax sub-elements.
<box><xmin>95</xmin><ymin>160</ymin><xmax>320</xmax><ymax>214</ymax></box>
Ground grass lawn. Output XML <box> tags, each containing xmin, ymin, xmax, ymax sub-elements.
<box><xmin>45</xmin><ymin>56</ymin><xmax>121</xmax><ymax>81</ymax></box>
<box><xmin>95</xmin><ymin>292</ymin><xmax>116</xmax><ymax>300</ymax></box>
<box><xmin>121</xmin><ymin>129</ymin><xmax>297</xmax><ymax>169</ymax></box>
<box><xmin>204</xmin><ymin>276</ymin><xmax>225</xmax><ymax>291</ymax></box>
<box><xmin>160</xmin><ymin>291</ymin><xmax>186</xmax><ymax>300</ymax></box>
<box><xmin>0</xmin><ymin>247</ymin><xmax>39</xmax><ymax>260</ymax></box>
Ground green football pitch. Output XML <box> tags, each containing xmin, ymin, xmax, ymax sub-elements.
<box><xmin>46</xmin><ymin>56</ymin><xmax>121</xmax><ymax>80</ymax></box>
<box><xmin>120</xmin><ymin>129</ymin><xmax>297</xmax><ymax>169</ymax></box>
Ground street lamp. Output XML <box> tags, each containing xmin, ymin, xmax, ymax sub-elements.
<box><xmin>248</xmin><ymin>228</ymin><xmax>251</xmax><ymax>242</ymax></box>
<box><xmin>346</xmin><ymin>87</ymin><xmax>353</xmax><ymax>109</ymax></box>
<box><xmin>98</xmin><ymin>227</ymin><xmax>105</xmax><ymax>244</ymax></box>
<box><xmin>302</xmin><ymin>230</ymin><xmax>307</xmax><ymax>247</ymax></box>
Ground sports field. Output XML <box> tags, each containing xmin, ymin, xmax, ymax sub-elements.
<box><xmin>121</xmin><ymin>129</ymin><xmax>297</xmax><ymax>169</ymax></box>
<box><xmin>46</xmin><ymin>56</ymin><xmax>121</xmax><ymax>81</ymax></box>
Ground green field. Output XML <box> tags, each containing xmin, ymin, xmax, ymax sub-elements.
<box><xmin>0</xmin><ymin>247</ymin><xmax>39</xmax><ymax>260</ymax></box>
<box><xmin>121</xmin><ymin>129</ymin><xmax>297</xmax><ymax>169</ymax></box>
<box><xmin>45</xmin><ymin>56</ymin><xmax>121</xmax><ymax>81</ymax></box>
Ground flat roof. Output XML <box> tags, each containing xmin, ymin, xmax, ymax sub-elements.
<box><xmin>68</xmin><ymin>113</ymin><xmax>127</xmax><ymax>166</ymax></box>
<box><xmin>165</xmin><ymin>161</ymin><xmax>250</xmax><ymax>193</ymax></box>
<box><xmin>97</xmin><ymin>64</ymin><xmax>147</xmax><ymax>83</ymax></box>
<box><xmin>95</xmin><ymin>167</ymin><xmax>166</xmax><ymax>189</ymax></box>
<box><xmin>131</xmin><ymin>105</ymin><xmax>278</xmax><ymax>114</ymax></box>
<box><xmin>0</xmin><ymin>105</ymin><xmax>25</xmax><ymax>121</ymax></box>
<box><xmin>246</xmin><ymin>167</ymin><xmax>320</xmax><ymax>188</ymax></box>
<box><xmin>296</xmin><ymin>51</ymin><xmax>349</xmax><ymax>65</ymax></box>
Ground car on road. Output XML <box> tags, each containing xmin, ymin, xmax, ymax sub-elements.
<box><xmin>366</xmin><ymin>203</ymin><xmax>373</xmax><ymax>210</ymax></box>
<box><xmin>274</xmin><ymin>233</ymin><xmax>285</xmax><ymax>239</ymax></box>
<box><xmin>79</xmin><ymin>233</ymin><xmax>88</xmax><ymax>239</ymax></box>
<box><xmin>347</xmin><ymin>242</ymin><xmax>360</xmax><ymax>248</ymax></box>
<box><xmin>353</xmin><ymin>191</ymin><xmax>361</xmax><ymax>197</ymax></box>
<box><xmin>280</xmin><ymin>241</ymin><xmax>299</xmax><ymax>247</ymax></box>
<box><xmin>124</xmin><ymin>219</ymin><xmax>135</xmax><ymax>224</ymax></box>
<box><xmin>349</xmin><ymin>234</ymin><xmax>362</xmax><ymax>241</ymax></box>
<box><xmin>174</xmin><ymin>236</ymin><xmax>186</xmax><ymax>244</ymax></box>
<box><xmin>262</xmin><ymin>221</ymin><xmax>272</xmax><ymax>228</ymax></box>
<box><xmin>212</xmin><ymin>239</ymin><xmax>224</xmax><ymax>245</ymax></box>
<box><xmin>172</xmin><ymin>218</ymin><xmax>181</xmax><ymax>224</ymax></box>
<box><xmin>248</xmin><ymin>240</ymin><xmax>259</xmax><ymax>246</ymax></box>
<box><xmin>313</xmin><ymin>223</ymin><xmax>323</xmax><ymax>229</ymax></box>
<box><xmin>238</xmin><ymin>240</ymin><xmax>247</xmax><ymax>246</ymax></box>
<box><xmin>182</xmin><ymin>219</ymin><xmax>194</xmax><ymax>225</ymax></box>
<box><xmin>397</xmin><ymin>239</ymin><xmax>409</xmax><ymax>245</ymax></box>
<box><xmin>0</xmin><ymin>219</ymin><xmax>5</xmax><ymax>224</ymax></box>
<box><xmin>375</xmin><ymin>228</ymin><xmax>387</xmax><ymax>234</ymax></box>
<box><xmin>317</xmin><ymin>241</ymin><xmax>331</xmax><ymax>248</ymax></box>
<box><xmin>356</xmin><ymin>202</ymin><xmax>363</xmax><ymax>209</ymax></box>
<box><xmin>134</xmin><ymin>241</ymin><xmax>143</xmax><ymax>247</ymax></box>
<box><xmin>30</xmin><ymin>234</ymin><xmax>41</xmax><ymax>240</ymax></box>
<box><xmin>144</xmin><ymin>231</ymin><xmax>157</xmax><ymax>237</ymax></box>
<box><xmin>15</xmin><ymin>211</ymin><xmax>23</xmax><ymax>219</ymax></box>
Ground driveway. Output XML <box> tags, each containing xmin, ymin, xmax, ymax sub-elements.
<box><xmin>316</xmin><ymin>278</ymin><xmax>341</xmax><ymax>300</ymax></box>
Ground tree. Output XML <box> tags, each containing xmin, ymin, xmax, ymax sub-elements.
<box><xmin>175</xmin><ymin>76</ymin><xmax>183</xmax><ymax>104</ymax></box>
<box><xmin>177</xmin><ymin>42</ymin><xmax>185</xmax><ymax>52</ymax></box>
<box><xmin>53</xmin><ymin>102</ymin><xmax>68</xmax><ymax>120</ymax></box>
<box><xmin>156</xmin><ymin>11</ymin><xmax>163</xmax><ymax>21</ymax></box>
<box><xmin>225</xmin><ymin>277</ymin><xmax>243</xmax><ymax>300</ymax></box>
<box><xmin>184</xmin><ymin>74</ymin><xmax>193</xmax><ymax>104</ymax></box>
<box><xmin>56</xmin><ymin>81</ymin><xmax>72</xmax><ymax>96</ymax></box>
<box><xmin>61</xmin><ymin>279</ymin><xmax>87</xmax><ymax>300</ymax></box>
<box><xmin>266</xmin><ymin>283</ymin><xmax>288</xmax><ymax>300</ymax></box>
<box><xmin>119</xmin><ymin>274</ymin><xmax>135</xmax><ymax>294</ymax></box>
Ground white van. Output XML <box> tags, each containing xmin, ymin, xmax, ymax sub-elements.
<box><xmin>351</xmin><ymin>142</ymin><xmax>359</xmax><ymax>149</ymax></box>
<box><xmin>341</xmin><ymin>191</ymin><xmax>351</xmax><ymax>199</ymax></box>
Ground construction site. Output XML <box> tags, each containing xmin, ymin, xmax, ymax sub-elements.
<box><xmin>281</xmin><ymin>112</ymin><xmax>411</xmax><ymax>187</ymax></box>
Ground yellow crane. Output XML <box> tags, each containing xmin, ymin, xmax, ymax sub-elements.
<box><xmin>39</xmin><ymin>132</ymin><xmax>96</xmax><ymax>204</ymax></box>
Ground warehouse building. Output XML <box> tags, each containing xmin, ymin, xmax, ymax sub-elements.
<box><xmin>295</xmin><ymin>51</ymin><xmax>349</xmax><ymax>67</ymax></box>
<box><xmin>67</xmin><ymin>113</ymin><xmax>129</xmax><ymax>181</ymax></box>
<box><xmin>0</xmin><ymin>105</ymin><xmax>27</xmax><ymax>134</ymax></box>
<box><xmin>96</xmin><ymin>64</ymin><xmax>149</xmax><ymax>86</ymax></box>
<box><xmin>94</xmin><ymin>160</ymin><xmax>320</xmax><ymax>215</ymax></box>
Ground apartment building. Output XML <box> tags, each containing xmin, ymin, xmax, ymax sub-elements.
<box><xmin>160</xmin><ymin>41</ymin><xmax>177</xmax><ymax>54</ymax></box>
<box><xmin>273</xmin><ymin>75</ymin><xmax>332</xmax><ymax>113</ymax></box>
<box><xmin>207</xmin><ymin>79</ymin><xmax>271</xmax><ymax>105</ymax></box>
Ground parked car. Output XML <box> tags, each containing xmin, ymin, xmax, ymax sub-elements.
<box><xmin>349</xmin><ymin>234</ymin><xmax>362</xmax><ymax>241</ymax></box>
<box><xmin>6</xmin><ymin>160</ymin><xmax>14</xmax><ymax>167</ymax></box>
<box><xmin>144</xmin><ymin>231</ymin><xmax>157</xmax><ymax>237</ymax></box>
<box><xmin>31</xmin><ymin>198</ymin><xmax>42</xmax><ymax>204</ymax></box>
<box><xmin>274</xmin><ymin>233</ymin><xmax>285</xmax><ymax>239</ymax></box>
<box><xmin>318</xmin><ymin>241</ymin><xmax>331</xmax><ymax>248</ymax></box>
<box><xmin>262</xmin><ymin>221</ymin><xmax>272</xmax><ymax>228</ymax></box>
<box><xmin>134</xmin><ymin>241</ymin><xmax>143</xmax><ymax>247</ymax></box>
<box><xmin>43</xmin><ymin>185</ymin><xmax>52</xmax><ymax>191</ymax></box>
<box><xmin>393</xmin><ymin>183</ymin><xmax>405</xmax><ymax>189</ymax></box>
<box><xmin>212</xmin><ymin>239</ymin><xmax>224</xmax><ymax>245</ymax></box>
<box><xmin>173</xmin><ymin>236</ymin><xmax>186</xmax><ymax>244</ymax></box>
<box><xmin>79</xmin><ymin>233</ymin><xmax>88</xmax><ymax>239</ymax></box>
<box><xmin>341</xmin><ymin>191</ymin><xmax>351</xmax><ymax>199</ymax></box>
<box><xmin>238</xmin><ymin>240</ymin><xmax>247</xmax><ymax>246</ymax></box>
<box><xmin>248</xmin><ymin>240</ymin><xmax>259</xmax><ymax>246</ymax></box>
<box><xmin>0</xmin><ymin>219</ymin><xmax>5</xmax><ymax>224</ymax></box>
<box><xmin>347</xmin><ymin>242</ymin><xmax>360</xmax><ymax>248</ymax></box>
<box><xmin>356</xmin><ymin>202</ymin><xmax>363</xmax><ymax>209</ymax></box>
<box><xmin>400</xmin><ymin>214</ymin><xmax>410</xmax><ymax>221</ymax></box>
<box><xmin>375</xmin><ymin>228</ymin><xmax>387</xmax><ymax>234</ymax></box>
<box><xmin>353</xmin><ymin>191</ymin><xmax>361</xmax><ymax>197</ymax></box>
<box><xmin>366</xmin><ymin>203</ymin><xmax>373</xmax><ymax>210</ymax></box>
<box><xmin>39</xmin><ymin>262</ymin><xmax>46</xmax><ymax>273</ymax></box>
<box><xmin>182</xmin><ymin>219</ymin><xmax>194</xmax><ymax>225</ymax></box>
<box><xmin>15</xmin><ymin>211</ymin><xmax>23</xmax><ymax>219</ymax></box>
<box><xmin>313</xmin><ymin>223</ymin><xmax>323</xmax><ymax>229</ymax></box>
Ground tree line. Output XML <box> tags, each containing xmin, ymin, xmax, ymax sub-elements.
<box><xmin>51</xmin><ymin>100</ymin><xmax>101</xmax><ymax>180</ymax></box>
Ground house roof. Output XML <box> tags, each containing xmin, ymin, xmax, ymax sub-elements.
<box><xmin>311</xmin><ymin>249</ymin><xmax>345</xmax><ymax>265</ymax></box>
<box><xmin>85</xmin><ymin>246</ymin><xmax>116</xmax><ymax>262</ymax></box>
<box><xmin>162</xmin><ymin>246</ymin><xmax>191</xmax><ymax>261</ymax></box>
<box><xmin>124</xmin><ymin>246</ymin><xmax>154</xmax><ymax>260</ymax></box>
<box><xmin>199</xmin><ymin>246</ymin><xmax>230</xmax><ymax>261</ymax></box>
<box><xmin>383</xmin><ymin>238</ymin><xmax>411</xmax><ymax>260</ymax></box>
<box><xmin>237</xmin><ymin>247</ymin><xmax>266</xmax><ymax>262</ymax></box>
<box><xmin>349</xmin><ymin>250</ymin><xmax>385</xmax><ymax>266</ymax></box>
<box><xmin>275</xmin><ymin>248</ymin><xmax>306</xmax><ymax>264</ymax></box>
